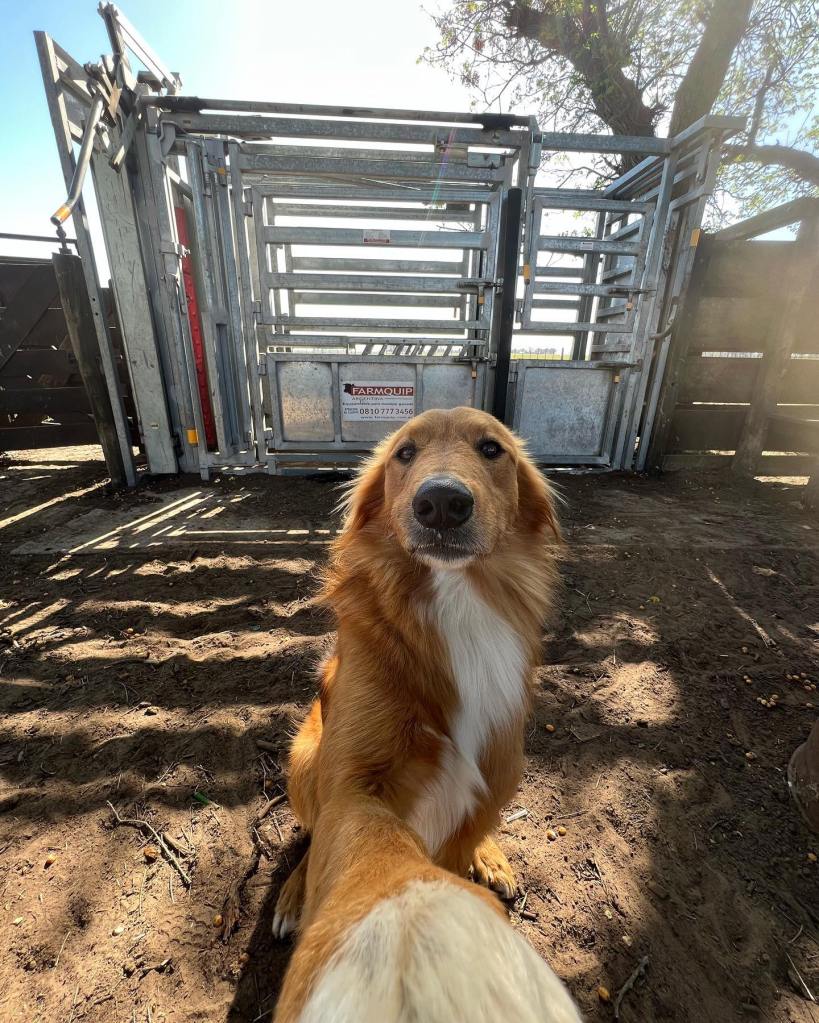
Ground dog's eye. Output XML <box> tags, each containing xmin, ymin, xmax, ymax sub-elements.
<box><xmin>395</xmin><ymin>444</ymin><xmax>416</xmax><ymax>463</ymax></box>
<box><xmin>478</xmin><ymin>439</ymin><xmax>503</xmax><ymax>460</ymax></box>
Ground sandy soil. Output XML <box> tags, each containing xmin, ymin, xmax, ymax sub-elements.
<box><xmin>1</xmin><ymin>445</ymin><xmax>817</xmax><ymax>1023</ymax></box>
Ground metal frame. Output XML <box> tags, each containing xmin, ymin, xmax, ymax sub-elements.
<box><xmin>35</xmin><ymin>4</ymin><xmax>742</xmax><ymax>479</ymax></box>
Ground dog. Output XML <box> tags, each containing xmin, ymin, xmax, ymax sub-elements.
<box><xmin>273</xmin><ymin>795</ymin><xmax>581</xmax><ymax>1023</ymax></box>
<box><xmin>273</xmin><ymin>406</ymin><xmax>561</xmax><ymax>936</ymax></box>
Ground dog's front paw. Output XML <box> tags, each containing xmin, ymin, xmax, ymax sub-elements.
<box><xmin>470</xmin><ymin>836</ymin><xmax>517</xmax><ymax>901</ymax></box>
<box><xmin>272</xmin><ymin>855</ymin><xmax>307</xmax><ymax>939</ymax></box>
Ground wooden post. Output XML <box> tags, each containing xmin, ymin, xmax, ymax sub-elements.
<box><xmin>52</xmin><ymin>251</ymin><xmax>129</xmax><ymax>489</ymax></box>
<box><xmin>732</xmin><ymin>214</ymin><xmax>819</xmax><ymax>477</ymax></box>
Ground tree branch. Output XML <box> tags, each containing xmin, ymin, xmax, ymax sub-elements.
<box><xmin>504</xmin><ymin>0</ymin><xmax>658</xmax><ymax>139</ymax></box>
<box><xmin>722</xmin><ymin>143</ymin><xmax>819</xmax><ymax>187</ymax></box>
<box><xmin>669</xmin><ymin>0</ymin><xmax>754</xmax><ymax>135</ymax></box>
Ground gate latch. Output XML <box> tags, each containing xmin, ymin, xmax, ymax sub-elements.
<box><xmin>457</xmin><ymin>277</ymin><xmax>503</xmax><ymax>305</ymax></box>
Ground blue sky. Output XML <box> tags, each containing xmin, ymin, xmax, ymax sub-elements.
<box><xmin>0</xmin><ymin>0</ymin><xmax>473</xmax><ymax>261</ymax></box>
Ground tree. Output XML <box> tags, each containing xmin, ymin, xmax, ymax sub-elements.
<box><xmin>423</xmin><ymin>0</ymin><xmax>819</xmax><ymax>221</ymax></box>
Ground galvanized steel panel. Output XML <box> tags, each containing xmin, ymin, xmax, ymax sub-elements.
<box><xmin>276</xmin><ymin>361</ymin><xmax>335</xmax><ymax>442</ymax></box>
<box><xmin>514</xmin><ymin>365</ymin><xmax>615</xmax><ymax>459</ymax></box>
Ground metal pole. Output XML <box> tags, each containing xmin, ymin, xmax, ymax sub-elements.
<box><xmin>492</xmin><ymin>187</ymin><xmax>523</xmax><ymax>423</ymax></box>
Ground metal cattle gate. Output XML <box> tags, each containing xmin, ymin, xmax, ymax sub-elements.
<box><xmin>36</xmin><ymin>4</ymin><xmax>744</xmax><ymax>480</ymax></box>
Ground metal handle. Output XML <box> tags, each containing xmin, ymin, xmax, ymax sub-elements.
<box><xmin>50</xmin><ymin>95</ymin><xmax>105</xmax><ymax>227</ymax></box>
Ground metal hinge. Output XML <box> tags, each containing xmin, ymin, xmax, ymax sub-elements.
<box><xmin>258</xmin><ymin>360</ymin><xmax>268</xmax><ymax>376</ymax></box>
<box><xmin>243</xmin><ymin>200</ymin><xmax>253</xmax><ymax>217</ymax></box>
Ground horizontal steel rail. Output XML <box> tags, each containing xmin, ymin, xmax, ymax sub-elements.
<box><xmin>247</xmin><ymin>183</ymin><xmax>498</xmax><ymax>204</ymax></box>
<box><xmin>536</xmin><ymin>132</ymin><xmax>669</xmax><ymax>155</ymax></box>
<box><xmin>517</xmin><ymin>321</ymin><xmax>631</xmax><ymax>333</ymax></box>
<box><xmin>293</xmin><ymin>292</ymin><xmax>461</xmax><ymax>307</ymax></box>
<box><xmin>534</xmin><ymin>191</ymin><xmax>651</xmax><ymax>214</ymax></box>
<box><xmin>263</xmin><ymin>226</ymin><xmax>488</xmax><ymax>248</ymax></box>
<box><xmin>146</xmin><ymin>94</ymin><xmax>531</xmax><ymax>127</ymax></box>
<box><xmin>269</xmin><ymin>203</ymin><xmax>477</xmax><ymax>222</ymax></box>
<box><xmin>266</xmin><ymin>273</ymin><xmax>465</xmax><ymax>292</ymax></box>
<box><xmin>237</xmin><ymin>152</ymin><xmax>506</xmax><ymax>183</ymax></box>
<box><xmin>291</xmin><ymin>257</ymin><xmax>463</xmax><ymax>273</ymax></box>
<box><xmin>262</xmin><ymin>315</ymin><xmax>483</xmax><ymax>332</ymax></box>
<box><xmin>536</xmin><ymin>236</ymin><xmax>641</xmax><ymax>256</ymax></box>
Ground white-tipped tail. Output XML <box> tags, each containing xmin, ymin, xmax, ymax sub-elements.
<box><xmin>298</xmin><ymin>879</ymin><xmax>582</xmax><ymax>1023</ymax></box>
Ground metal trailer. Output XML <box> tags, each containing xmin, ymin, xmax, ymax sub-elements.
<box><xmin>36</xmin><ymin>4</ymin><xmax>744</xmax><ymax>480</ymax></box>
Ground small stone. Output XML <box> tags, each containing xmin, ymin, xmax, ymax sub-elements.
<box><xmin>745</xmin><ymin>751</ymin><xmax>756</xmax><ymax>761</ymax></box>
<box><xmin>143</xmin><ymin>845</ymin><xmax>159</xmax><ymax>863</ymax></box>
<box><xmin>546</xmin><ymin>829</ymin><xmax>558</xmax><ymax>841</ymax></box>
<box><xmin>622</xmin><ymin>933</ymin><xmax>633</xmax><ymax>947</ymax></box>
<box><xmin>144</xmin><ymin>706</ymin><xmax>160</xmax><ymax>716</ymax></box>
<box><xmin>545</xmin><ymin>724</ymin><xmax>556</xmax><ymax>734</ymax></box>
<box><xmin>598</xmin><ymin>985</ymin><xmax>611</xmax><ymax>1003</ymax></box>
<box><xmin>112</xmin><ymin>925</ymin><xmax>125</xmax><ymax>936</ymax></box>
<box><xmin>808</xmin><ymin>852</ymin><xmax>817</xmax><ymax>863</ymax></box>
<box><xmin>44</xmin><ymin>852</ymin><xmax>57</xmax><ymax>868</ymax></box>
<box><xmin>12</xmin><ymin>916</ymin><xmax>23</xmax><ymax>926</ymax></box>
<box><xmin>557</xmin><ymin>826</ymin><xmax>567</xmax><ymax>837</ymax></box>
<box><xmin>213</xmin><ymin>914</ymin><xmax>223</xmax><ymax>928</ymax></box>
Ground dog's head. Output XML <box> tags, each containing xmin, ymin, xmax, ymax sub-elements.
<box><xmin>341</xmin><ymin>407</ymin><xmax>560</xmax><ymax>568</ymax></box>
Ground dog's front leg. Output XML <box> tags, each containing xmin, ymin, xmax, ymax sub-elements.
<box><xmin>272</xmin><ymin>849</ymin><xmax>309</xmax><ymax>938</ymax></box>
<box><xmin>470</xmin><ymin>834</ymin><xmax>517</xmax><ymax>901</ymax></box>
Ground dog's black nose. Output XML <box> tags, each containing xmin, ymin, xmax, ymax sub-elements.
<box><xmin>412</xmin><ymin>477</ymin><xmax>474</xmax><ymax>529</ymax></box>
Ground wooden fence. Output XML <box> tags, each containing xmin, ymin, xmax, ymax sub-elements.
<box><xmin>0</xmin><ymin>256</ymin><xmax>137</xmax><ymax>453</ymax></box>
<box><xmin>648</xmin><ymin>198</ymin><xmax>819</xmax><ymax>491</ymax></box>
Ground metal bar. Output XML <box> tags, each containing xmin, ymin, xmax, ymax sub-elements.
<box><xmin>145</xmin><ymin>95</ymin><xmax>530</xmax><ymax>127</ymax></box>
<box><xmin>185</xmin><ymin>141</ymin><xmax>232</xmax><ymax>453</ymax></box>
<box><xmin>268</xmin><ymin>203</ymin><xmax>477</xmax><ymax>222</ymax></box>
<box><xmin>50</xmin><ymin>94</ymin><xmax>104</xmax><ymax>227</ymax></box>
<box><xmin>536</xmin><ymin>132</ymin><xmax>669</xmax><ymax>155</ymax></box>
<box><xmin>518</xmin><ymin>321</ymin><xmax>631</xmax><ymax>333</ymax></box>
<box><xmin>533</xmin><ymin>266</ymin><xmax>585</xmax><ymax>278</ymax></box>
<box><xmin>261</xmin><ymin>334</ymin><xmax>475</xmax><ymax>350</ymax></box>
<box><xmin>293</xmin><ymin>293</ymin><xmax>460</xmax><ymax>308</ymax></box>
<box><xmin>533</xmin><ymin>191</ymin><xmax>650</xmax><ymax>214</ymax></box>
<box><xmin>262</xmin><ymin>315</ymin><xmax>482</xmax><ymax>332</ymax></box>
<box><xmin>266</xmin><ymin>273</ymin><xmax>464</xmax><ymax>293</ymax></box>
<box><xmin>537</xmin><ymin>236</ymin><xmax>640</xmax><ymax>256</ymax></box>
<box><xmin>237</xmin><ymin>152</ymin><xmax>505</xmax><ymax>183</ymax></box>
<box><xmin>0</xmin><ymin>231</ymin><xmax>78</xmax><ymax>247</ymax></box>
<box><xmin>247</xmin><ymin>183</ymin><xmax>497</xmax><ymax>204</ymax></box>
<box><xmin>492</xmin><ymin>187</ymin><xmax>522</xmax><ymax>423</ymax></box>
<box><xmin>291</xmin><ymin>256</ymin><xmax>462</xmax><ymax>273</ymax></box>
<box><xmin>533</xmin><ymin>281</ymin><xmax>638</xmax><ymax>297</ymax></box>
<box><xmin>263</xmin><ymin>226</ymin><xmax>487</xmax><ymax>248</ymax></box>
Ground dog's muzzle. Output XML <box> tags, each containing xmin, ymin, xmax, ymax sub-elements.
<box><xmin>412</xmin><ymin>476</ymin><xmax>474</xmax><ymax>530</ymax></box>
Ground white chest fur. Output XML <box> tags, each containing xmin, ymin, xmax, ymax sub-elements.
<box><xmin>408</xmin><ymin>570</ymin><xmax>527</xmax><ymax>856</ymax></box>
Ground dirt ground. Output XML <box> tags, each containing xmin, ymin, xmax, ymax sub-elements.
<box><xmin>1</xmin><ymin>445</ymin><xmax>817</xmax><ymax>1023</ymax></box>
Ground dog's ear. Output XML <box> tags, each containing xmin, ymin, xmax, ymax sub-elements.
<box><xmin>516</xmin><ymin>452</ymin><xmax>561</xmax><ymax>541</ymax></box>
<box><xmin>340</xmin><ymin>453</ymin><xmax>386</xmax><ymax>534</ymax></box>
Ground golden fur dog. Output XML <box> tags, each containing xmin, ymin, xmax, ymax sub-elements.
<box><xmin>273</xmin><ymin>795</ymin><xmax>581</xmax><ymax>1023</ymax></box>
<box><xmin>273</xmin><ymin>406</ymin><xmax>560</xmax><ymax>936</ymax></box>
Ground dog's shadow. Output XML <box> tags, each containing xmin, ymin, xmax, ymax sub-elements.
<box><xmin>227</xmin><ymin>834</ymin><xmax>309</xmax><ymax>1022</ymax></box>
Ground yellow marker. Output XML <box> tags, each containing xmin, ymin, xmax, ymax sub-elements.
<box><xmin>52</xmin><ymin>204</ymin><xmax>71</xmax><ymax>224</ymax></box>
<box><xmin>690</xmin><ymin>227</ymin><xmax>701</xmax><ymax>247</ymax></box>
<box><xmin>522</xmin><ymin>263</ymin><xmax>531</xmax><ymax>283</ymax></box>
<box><xmin>186</xmin><ymin>428</ymin><xmax>199</xmax><ymax>445</ymax></box>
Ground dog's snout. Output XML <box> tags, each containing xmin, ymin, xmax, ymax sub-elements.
<box><xmin>412</xmin><ymin>477</ymin><xmax>474</xmax><ymax>530</ymax></box>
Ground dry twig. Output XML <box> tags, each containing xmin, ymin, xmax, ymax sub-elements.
<box><xmin>614</xmin><ymin>955</ymin><xmax>649</xmax><ymax>1020</ymax></box>
<box><xmin>107</xmin><ymin>801</ymin><xmax>192</xmax><ymax>887</ymax></box>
